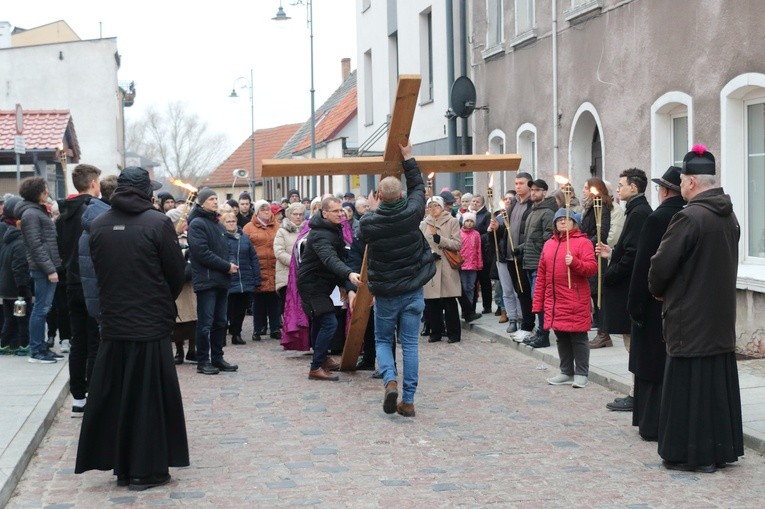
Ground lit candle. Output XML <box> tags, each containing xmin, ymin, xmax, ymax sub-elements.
<box><xmin>554</xmin><ymin>175</ymin><xmax>572</xmax><ymax>288</ymax></box>
<box><xmin>591</xmin><ymin>186</ymin><xmax>602</xmax><ymax>308</ymax></box>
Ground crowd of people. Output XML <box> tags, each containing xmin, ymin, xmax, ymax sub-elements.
<box><xmin>0</xmin><ymin>142</ymin><xmax>744</xmax><ymax>489</ymax></box>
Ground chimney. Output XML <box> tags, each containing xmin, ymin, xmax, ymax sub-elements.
<box><xmin>0</xmin><ymin>22</ymin><xmax>12</xmax><ymax>49</ymax></box>
<box><xmin>341</xmin><ymin>58</ymin><xmax>351</xmax><ymax>82</ymax></box>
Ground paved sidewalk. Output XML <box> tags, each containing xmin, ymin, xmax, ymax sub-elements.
<box><xmin>0</xmin><ymin>350</ymin><xmax>70</xmax><ymax>507</ymax></box>
<box><xmin>467</xmin><ymin>313</ymin><xmax>765</xmax><ymax>453</ymax></box>
<box><xmin>2</xmin><ymin>313</ymin><xmax>765</xmax><ymax>507</ymax></box>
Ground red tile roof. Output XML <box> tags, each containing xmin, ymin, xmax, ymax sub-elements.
<box><xmin>0</xmin><ymin>109</ymin><xmax>81</xmax><ymax>164</ymax></box>
<box><xmin>204</xmin><ymin>123</ymin><xmax>301</xmax><ymax>187</ymax></box>
<box><xmin>292</xmin><ymin>88</ymin><xmax>357</xmax><ymax>154</ymax></box>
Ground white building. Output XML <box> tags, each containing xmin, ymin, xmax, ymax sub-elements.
<box><xmin>356</xmin><ymin>0</ymin><xmax>471</xmax><ymax>193</ymax></box>
<box><xmin>0</xmin><ymin>20</ymin><xmax>128</xmax><ymax>196</ymax></box>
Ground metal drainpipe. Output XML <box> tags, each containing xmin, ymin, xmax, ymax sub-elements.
<box><xmin>446</xmin><ymin>0</ymin><xmax>457</xmax><ymax>157</ymax></box>
<box><xmin>460</xmin><ymin>0</ymin><xmax>468</xmax><ymax>157</ymax></box>
<box><xmin>552</xmin><ymin>0</ymin><xmax>559</xmax><ymax>176</ymax></box>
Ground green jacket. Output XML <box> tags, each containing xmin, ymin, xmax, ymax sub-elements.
<box><xmin>519</xmin><ymin>196</ymin><xmax>557</xmax><ymax>270</ymax></box>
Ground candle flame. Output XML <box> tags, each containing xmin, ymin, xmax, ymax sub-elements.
<box><xmin>488</xmin><ymin>173</ymin><xmax>494</xmax><ymax>188</ymax></box>
<box><xmin>554</xmin><ymin>175</ymin><xmax>569</xmax><ymax>185</ymax></box>
<box><xmin>171</xmin><ymin>179</ymin><xmax>198</xmax><ymax>193</ymax></box>
<box><xmin>427</xmin><ymin>172</ymin><xmax>435</xmax><ymax>180</ymax></box>
<box><xmin>57</xmin><ymin>142</ymin><xmax>64</xmax><ymax>151</ymax></box>
<box><xmin>590</xmin><ymin>186</ymin><xmax>599</xmax><ymax>196</ymax></box>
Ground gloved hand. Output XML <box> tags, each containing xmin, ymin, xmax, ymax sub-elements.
<box><xmin>512</xmin><ymin>247</ymin><xmax>522</xmax><ymax>257</ymax></box>
<box><xmin>432</xmin><ymin>233</ymin><xmax>441</xmax><ymax>244</ymax></box>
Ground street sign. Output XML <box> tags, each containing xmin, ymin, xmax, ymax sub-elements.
<box><xmin>15</xmin><ymin>103</ymin><xmax>23</xmax><ymax>134</ymax></box>
<box><xmin>14</xmin><ymin>135</ymin><xmax>25</xmax><ymax>154</ymax></box>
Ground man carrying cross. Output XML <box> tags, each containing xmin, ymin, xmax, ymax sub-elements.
<box><xmin>359</xmin><ymin>142</ymin><xmax>436</xmax><ymax>417</ymax></box>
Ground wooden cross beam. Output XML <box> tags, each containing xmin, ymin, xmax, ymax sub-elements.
<box><xmin>262</xmin><ymin>75</ymin><xmax>522</xmax><ymax>371</ymax></box>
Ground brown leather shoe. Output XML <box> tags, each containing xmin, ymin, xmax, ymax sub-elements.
<box><xmin>323</xmin><ymin>355</ymin><xmax>341</xmax><ymax>372</ymax></box>
<box><xmin>308</xmin><ymin>367</ymin><xmax>339</xmax><ymax>381</ymax></box>
<box><xmin>397</xmin><ymin>401</ymin><xmax>415</xmax><ymax>417</ymax></box>
<box><xmin>383</xmin><ymin>381</ymin><xmax>398</xmax><ymax>414</ymax></box>
<box><xmin>498</xmin><ymin>310</ymin><xmax>508</xmax><ymax>323</ymax></box>
<box><xmin>589</xmin><ymin>331</ymin><xmax>613</xmax><ymax>349</ymax></box>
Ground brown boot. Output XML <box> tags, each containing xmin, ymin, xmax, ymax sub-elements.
<box><xmin>498</xmin><ymin>310</ymin><xmax>508</xmax><ymax>323</ymax></box>
<box><xmin>383</xmin><ymin>381</ymin><xmax>398</xmax><ymax>414</ymax></box>
<box><xmin>589</xmin><ymin>330</ymin><xmax>613</xmax><ymax>349</ymax></box>
<box><xmin>308</xmin><ymin>367</ymin><xmax>339</xmax><ymax>381</ymax></box>
<box><xmin>397</xmin><ymin>401</ymin><xmax>416</xmax><ymax>417</ymax></box>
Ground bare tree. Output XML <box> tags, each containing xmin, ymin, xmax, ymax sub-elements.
<box><xmin>126</xmin><ymin>101</ymin><xmax>228</xmax><ymax>186</ymax></box>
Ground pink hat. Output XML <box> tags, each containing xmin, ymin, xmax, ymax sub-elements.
<box><xmin>462</xmin><ymin>212</ymin><xmax>476</xmax><ymax>223</ymax></box>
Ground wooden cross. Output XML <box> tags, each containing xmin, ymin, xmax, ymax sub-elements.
<box><xmin>262</xmin><ymin>75</ymin><xmax>521</xmax><ymax>370</ymax></box>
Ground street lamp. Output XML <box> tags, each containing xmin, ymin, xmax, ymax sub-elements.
<box><xmin>273</xmin><ymin>0</ymin><xmax>317</xmax><ymax>197</ymax></box>
<box><xmin>229</xmin><ymin>69</ymin><xmax>256</xmax><ymax>199</ymax></box>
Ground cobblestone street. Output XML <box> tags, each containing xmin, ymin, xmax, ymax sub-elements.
<box><xmin>8</xmin><ymin>322</ymin><xmax>765</xmax><ymax>508</ymax></box>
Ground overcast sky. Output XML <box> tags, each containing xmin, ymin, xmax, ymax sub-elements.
<box><xmin>4</xmin><ymin>0</ymin><xmax>358</xmax><ymax>153</ymax></box>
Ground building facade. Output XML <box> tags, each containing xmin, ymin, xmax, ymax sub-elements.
<box><xmin>470</xmin><ymin>0</ymin><xmax>765</xmax><ymax>356</ymax></box>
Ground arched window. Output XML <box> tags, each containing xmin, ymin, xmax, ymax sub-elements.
<box><xmin>488</xmin><ymin>129</ymin><xmax>507</xmax><ymax>194</ymax></box>
<box><xmin>569</xmin><ymin>103</ymin><xmax>604</xmax><ymax>186</ymax></box>
<box><xmin>650</xmin><ymin>92</ymin><xmax>693</xmax><ymax>206</ymax></box>
<box><xmin>721</xmin><ymin>74</ymin><xmax>765</xmax><ymax>290</ymax></box>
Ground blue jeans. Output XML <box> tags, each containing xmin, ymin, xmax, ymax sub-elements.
<box><xmin>310</xmin><ymin>311</ymin><xmax>338</xmax><ymax>370</ymax></box>
<box><xmin>374</xmin><ymin>288</ymin><xmax>425</xmax><ymax>404</ymax></box>
<box><xmin>30</xmin><ymin>271</ymin><xmax>57</xmax><ymax>355</ymax></box>
<box><xmin>196</xmin><ymin>288</ymin><xmax>228</xmax><ymax>364</ymax></box>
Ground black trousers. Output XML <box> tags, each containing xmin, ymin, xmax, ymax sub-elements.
<box><xmin>47</xmin><ymin>281</ymin><xmax>71</xmax><ymax>341</ymax></box>
<box><xmin>510</xmin><ymin>263</ymin><xmax>534</xmax><ymax>332</ymax></box>
<box><xmin>253</xmin><ymin>291</ymin><xmax>281</xmax><ymax>334</ymax></box>
<box><xmin>227</xmin><ymin>292</ymin><xmax>250</xmax><ymax>336</ymax></box>
<box><xmin>67</xmin><ymin>284</ymin><xmax>101</xmax><ymax>400</ymax></box>
<box><xmin>425</xmin><ymin>297</ymin><xmax>461</xmax><ymax>341</ymax></box>
<box><xmin>1</xmin><ymin>299</ymin><xmax>31</xmax><ymax>348</ymax></box>
<box><xmin>476</xmin><ymin>262</ymin><xmax>494</xmax><ymax>312</ymax></box>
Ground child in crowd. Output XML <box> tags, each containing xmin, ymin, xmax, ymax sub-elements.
<box><xmin>0</xmin><ymin>197</ymin><xmax>31</xmax><ymax>356</ymax></box>
<box><xmin>458</xmin><ymin>212</ymin><xmax>483</xmax><ymax>322</ymax></box>
<box><xmin>532</xmin><ymin>209</ymin><xmax>597</xmax><ymax>388</ymax></box>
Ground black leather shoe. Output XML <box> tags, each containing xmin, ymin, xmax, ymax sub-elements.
<box><xmin>231</xmin><ymin>335</ymin><xmax>246</xmax><ymax>345</ymax></box>
<box><xmin>197</xmin><ymin>363</ymin><xmax>220</xmax><ymax>375</ymax></box>
<box><xmin>662</xmin><ymin>460</ymin><xmax>716</xmax><ymax>474</ymax></box>
<box><xmin>129</xmin><ymin>473</ymin><xmax>171</xmax><ymax>491</ymax></box>
<box><xmin>185</xmin><ymin>351</ymin><xmax>197</xmax><ymax>363</ymax></box>
<box><xmin>428</xmin><ymin>335</ymin><xmax>442</xmax><ymax>343</ymax></box>
<box><xmin>420</xmin><ymin>325</ymin><xmax>431</xmax><ymax>336</ymax></box>
<box><xmin>528</xmin><ymin>337</ymin><xmax>550</xmax><ymax>348</ymax></box>
<box><xmin>117</xmin><ymin>475</ymin><xmax>130</xmax><ymax>487</ymax></box>
<box><xmin>174</xmin><ymin>351</ymin><xmax>184</xmax><ymax>365</ymax></box>
<box><xmin>606</xmin><ymin>395</ymin><xmax>634</xmax><ymax>411</ymax></box>
<box><xmin>482</xmin><ymin>308</ymin><xmax>492</xmax><ymax>314</ymax></box>
<box><xmin>212</xmin><ymin>359</ymin><xmax>239</xmax><ymax>372</ymax></box>
<box><xmin>270</xmin><ymin>331</ymin><xmax>281</xmax><ymax>340</ymax></box>
<box><xmin>447</xmin><ymin>338</ymin><xmax>461</xmax><ymax>343</ymax></box>
<box><xmin>252</xmin><ymin>332</ymin><xmax>261</xmax><ymax>342</ymax></box>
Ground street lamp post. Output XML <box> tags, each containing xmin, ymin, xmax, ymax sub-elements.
<box><xmin>230</xmin><ymin>69</ymin><xmax>257</xmax><ymax>199</ymax></box>
<box><xmin>273</xmin><ymin>0</ymin><xmax>317</xmax><ymax>197</ymax></box>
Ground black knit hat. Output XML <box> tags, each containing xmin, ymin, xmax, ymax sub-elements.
<box><xmin>288</xmin><ymin>189</ymin><xmax>300</xmax><ymax>199</ymax></box>
<box><xmin>682</xmin><ymin>144</ymin><xmax>716</xmax><ymax>175</ymax></box>
<box><xmin>530</xmin><ymin>179</ymin><xmax>548</xmax><ymax>191</ymax></box>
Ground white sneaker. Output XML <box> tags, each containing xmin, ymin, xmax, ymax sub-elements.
<box><xmin>572</xmin><ymin>375</ymin><xmax>588</xmax><ymax>388</ymax></box>
<box><xmin>547</xmin><ymin>373</ymin><xmax>575</xmax><ymax>385</ymax></box>
<box><xmin>60</xmin><ymin>339</ymin><xmax>71</xmax><ymax>353</ymax></box>
<box><xmin>512</xmin><ymin>330</ymin><xmax>532</xmax><ymax>343</ymax></box>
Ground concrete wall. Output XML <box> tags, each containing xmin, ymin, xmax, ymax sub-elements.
<box><xmin>0</xmin><ymin>38</ymin><xmax>123</xmax><ymax>193</ymax></box>
<box><xmin>470</xmin><ymin>0</ymin><xmax>765</xmax><ymax>356</ymax></box>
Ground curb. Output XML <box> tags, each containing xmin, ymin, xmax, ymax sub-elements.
<box><xmin>0</xmin><ymin>362</ymin><xmax>70</xmax><ymax>508</ymax></box>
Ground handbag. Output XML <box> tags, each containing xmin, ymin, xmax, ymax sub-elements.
<box><xmin>443</xmin><ymin>249</ymin><xmax>464</xmax><ymax>270</ymax></box>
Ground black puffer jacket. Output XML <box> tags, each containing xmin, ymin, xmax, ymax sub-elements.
<box><xmin>89</xmin><ymin>186</ymin><xmax>185</xmax><ymax>341</ymax></box>
<box><xmin>0</xmin><ymin>226</ymin><xmax>30</xmax><ymax>299</ymax></box>
<box><xmin>358</xmin><ymin>158</ymin><xmax>436</xmax><ymax>297</ymax></box>
<box><xmin>187</xmin><ymin>204</ymin><xmax>231</xmax><ymax>292</ymax></box>
<box><xmin>297</xmin><ymin>213</ymin><xmax>352</xmax><ymax>315</ymax></box>
<box><xmin>56</xmin><ymin>194</ymin><xmax>92</xmax><ymax>285</ymax></box>
<box><xmin>15</xmin><ymin>200</ymin><xmax>61</xmax><ymax>275</ymax></box>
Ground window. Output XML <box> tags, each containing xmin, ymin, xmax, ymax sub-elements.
<box><xmin>671</xmin><ymin>115</ymin><xmax>688</xmax><ymax>167</ymax></box>
<box><xmin>516</xmin><ymin>124</ymin><xmax>538</xmax><ymax>178</ymax></box>
<box><xmin>487</xmin><ymin>0</ymin><xmax>504</xmax><ymax>48</ymax></box>
<box><xmin>420</xmin><ymin>10</ymin><xmax>434</xmax><ymax>102</ymax></box>
<box><xmin>388</xmin><ymin>32</ymin><xmax>399</xmax><ymax>105</ymax></box>
<box><xmin>364</xmin><ymin>49</ymin><xmax>373</xmax><ymax>125</ymax></box>
<box><xmin>515</xmin><ymin>0</ymin><xmax>535</xmax><ymax>35</ymax></box>
<box><xmin>564</xmin><ymin>0</ymin><xmax>602</xmax><ymax>23</ymax></box>
<box><xmin>362</xmin><ymin>0</ymin><xmax>371</xmax><ymax>12</ymax></box>
<box><xmin>747</xmin><ymin>101</ymin><xmax>765</xmax><ymax>258</ymax></box>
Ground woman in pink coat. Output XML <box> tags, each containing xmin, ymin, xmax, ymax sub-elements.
<box><xmin>458</xmin><ymin>211</ymin><xmax>483</xmax><ymax>322</ymax></box>
<box><xmin>532</xmin><ymin>208</ymin><xmax>597</xmax><ymax>388</ymax></box>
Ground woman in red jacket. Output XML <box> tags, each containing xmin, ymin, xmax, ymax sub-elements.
<box><xmin>532</xmin><ymin>208</ymin><xmax>597</xmax><ymax>388</ymax></box>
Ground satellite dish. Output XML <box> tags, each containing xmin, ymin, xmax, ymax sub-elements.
<box><xmin>232</xmin><ymin>169</ymin><xmax>248</xmax><ymax>178</ymax></box>
<box><xmin>449</xmin><ymin>76</ymin><xmax>477</xmax><ymax>118</ymax></box>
